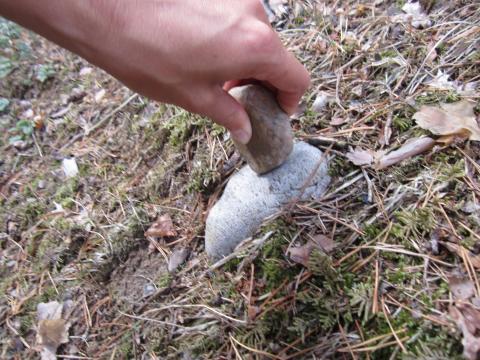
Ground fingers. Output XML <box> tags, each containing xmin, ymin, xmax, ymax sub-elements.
<box><xmin>260</xmin><ymin>50</ymin><xmax>310</xmax><ymax>115</ymax></box>
<box><xmin>227</xmin><ymin>25</ymin><xmax>310</xmax><ymax>115</ymax></box>
<box><xmin>198</xmin><ymin>86</ymin><xmax>252</xmax><ymax>144</ymax></box>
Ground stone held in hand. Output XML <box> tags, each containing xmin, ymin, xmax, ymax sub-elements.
<box><xmin>229</xmin><ymin>85</ymin><xmax>294</xmax><ymax>175</ymax></box>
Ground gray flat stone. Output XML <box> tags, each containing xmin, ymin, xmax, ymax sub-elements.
<box><xmin>205</xmin><ymin>141</ymin><xmax>330</xmax><ymax>259</ymax></box>
<box><xmin>229</xmin><ymin>85</ymin><xmax>293</xmax><ymax>175</ymax></box>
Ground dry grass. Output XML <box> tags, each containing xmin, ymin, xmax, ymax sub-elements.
<box><xmin>1</xmin><ymin>0</ymin><xmax>480</xmax><ymax>359</ymax></box>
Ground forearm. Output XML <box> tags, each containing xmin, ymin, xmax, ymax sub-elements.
<box><xmin>0</xmin><ymin>0</ymin><xmax>111</xmax><ymax>64</ymax></box>
<box><xmin>0</xmin><ymin>0</ymin><xmax>310</xmax><ymax>144</ymax></box>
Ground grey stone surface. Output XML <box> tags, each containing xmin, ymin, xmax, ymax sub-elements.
<box><xmin>205</xmin><ymin>141</ymin><xmax>330</xmax><ymax>259</ymax></box>
<box><xmin>229</xmin><ymin>85</ymin><xmax>293</xmax><ymax>174</ymax></box>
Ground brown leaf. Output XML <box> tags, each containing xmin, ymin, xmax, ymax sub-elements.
<box><xmin>436</xmin><ymin>128</ymin><xmax>471</xmax><ymax>146</ymax></box>
<box><xmin>145</xmin><ymin>214</ymin><xmax>177</xmax><ymax>238</ymax></box>
<box><xmin>448</xmin><ymin>275</ymin><xmax>476</xmax><ymax>301</ymax></box>
<box><xmin>330</xmin><ymin>117</ymin><xmax>348</xmax><ymax>126</ymax></box>
<box><xmin>376</xmin><ymin>137</ymin><xmax>435</xmax><ymax>169</ymax></box>
<box><xmin>288</xmin><ymin>237</ymin><xmax>335</xmax><ymax>266</ymax></box>
<box><xmin>287</xmin><ymin>243</ymin><xmax>314</xmax><ymax>267</ymax></box>
<box><xmin>450</xmin><ymin>303</ymin><xmax>480</xmax><ymax>360</ymax></box>
<box><xmin>248</xmin><ymin>305</ymin><xmax>261</xmax><ymax>321</ymax></box>
<box><xmin>36</xmin><ymin>301</ymin><xmax>70</xmax><ymax>360</ymax></box>
<box><xmin>346</xmin><ymin>148</ymin><xmax>375</xmax><ymax>166</ymax></box>
<box><xmin>38</xmin><ymin>319</ymin><xmax>69</xmax><ymax>349</ymax></box>
<box><xmin>413</xmin><ymin>100</ymin><xmax>480</xmax><ymax>141</ymax></box>
<box><xmin>441</xmin><ymin>242</ymin><xmax>480</xmax><ymax>269</ymax></box>
<box><xmin>312</xmin><ymin>234</ymin><xmax>335</xmax><ymax>253</ymax></box>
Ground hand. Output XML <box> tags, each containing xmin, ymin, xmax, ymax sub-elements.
<box><xmin>0</xmin><ymin>0</ymin><xmax>310</xmax><ymax>144</ymax></box>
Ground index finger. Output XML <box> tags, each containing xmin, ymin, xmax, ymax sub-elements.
<box><xmin>257</xmin><ymin>48</ymin><xmax>310</xmax><ymax>115</ymax></box>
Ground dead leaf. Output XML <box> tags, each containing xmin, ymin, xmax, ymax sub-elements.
<box><xmin>450</xmin><ymin>303</ymin><xmax>480</xmax><ymax>360</ymax></box>
<box><xmin>288</xmin><ymin>237</ymin><xmax>334</xmax><ymax>266</ymax></box>
<box><xmin>346</xmin><ymin>148</ymin><xmax>376</xmax><ymax>166</ymax></box>
<box><xmin>330</xmin><ymin>117</ymin><xmax>348</xmax><ymax>126</ymax></box>
<box><xmin>376</xmin><ymin>137</ymin><xmax>435</xmax><ymax>169</ymax></box>
<box><xmin>36</xmin><ymin>301</ymin><xmax>70</xmax><ymax>360</ymax></box>
<box><xmin>426</xmin><ymin>71</ymin><xmax>478</xmax><ymax>96</ymax></box>
<box><xmin>167</xmin><ymin>247</ymin><xmax>189</xmax><ymax>273</ymax></box>
<box><xmin>401</xmin><ymin>1</ymin><xmax>432</xmax><ymax>28</ymax></box>
<box><xmin>94</xmin><ymin>89</ymin><xmax>106</xmax><ymax>103</ymax></box>
<box><xmin>462</xmin><ymin>201</ymin><xmax>480</xmax><ymax>214</ymax></box>
<box><xmin>248</xmin><ymin>305</ymin><xmax>261</xmax><ymax>321</ymax></box>
<box><xmin>436</xmin><ymin>128</ymin><xmax>471</xmax><ymax>146</ymax></box>
<box><xmin>311</xmin><ymin>234</ymin><xmax>335</xmax><ymax>253</ymax></box>
<box><xmin>145</xmin><ymin>214</ymin><xmax>177</xmax><ymax>238</ymax></box>
<box><xmin>448</xmin><ymin>275</ymin><xmax>476</xmax><ymax>300</ymax></box>
<box><xmin>287</xmin><ymin>243</ymin><xmax>314</xmax><ymax>267</ymax></box>
<box><xmin>441</xmin><ymin>241</ymin><xmax>480</xmax><ymax>269</ymax></box>
<box><xmin>312</xmin><ymin>91</ymin><xmax>335</xmax><ymax>112</ymax></box>
<box><xmin>62</xmin><ymin>157</ymin><xmax>79</xmax><ymax>178</ymax></box>
<box><xmin>413</xmin><ymin>100</ymin><xmax>480</xmax><ymax>141</ymax></box>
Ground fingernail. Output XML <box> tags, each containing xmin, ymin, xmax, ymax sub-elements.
<box><xmin>231</xmin><ymin>129</ymin><xmax>251</xmax><ymax>145</ymax></box>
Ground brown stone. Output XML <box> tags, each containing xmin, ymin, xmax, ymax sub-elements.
<box><xmin>229</xmin><ymin>85</ymin><xmax>294</xmax><ymax>175</ymax></box>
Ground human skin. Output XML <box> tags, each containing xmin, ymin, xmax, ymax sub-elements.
<box><xmin>0</xmin><ymin>0</ymin><xmax>310</xmax><ymax>144</ymax></box>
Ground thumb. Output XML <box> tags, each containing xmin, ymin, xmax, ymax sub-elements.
<box><xmin>202</xmin><ymin>87</ymin><xmax>252</xmax><ymax>144</ymax></box>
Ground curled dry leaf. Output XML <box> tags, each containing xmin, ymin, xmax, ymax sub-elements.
<box><xmin>37</xmin><ymin>301</ymin><xmax>70</xmax><ymax>360</ymax></box>
<box><xmin>436</xmin><ymin>128</ymin><xmax>472</xmax><ymax>146</ymax></box>
<box><xmin>287</xmin><ymin>235</ymin><xmax>335</xmax><ymax>266</ymax></box>
<box><xmin>413</xmin><ymin>100</ymin><xmax>480</xmax><ymax>141</ymax></box>
<box><xmin>450</xmin><ymin>303</ymin><xmax>480</xmax><ymax>360</ymax></box>
<box><xmin>376</xmin><ymin>137</ymin><xmax>435</xmax><ymax>169</ymax></box>
<box><xmin>145</xmin><ymin>214</ymin><xmax>177</xmax><ymax>238</ymax></box>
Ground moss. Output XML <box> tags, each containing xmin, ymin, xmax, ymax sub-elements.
<box><xmin>363</xmin><ymin>223</ymin><xmax>383</xmax><ymax>240</ymax></box>
<box><xmin>328</xmin><ymin>156</ymin><xmax>354</xmax><ymax>177</ymax></box>
<box><xmin>393</xmin><ymin>114</ymin><xmax>414</xmax><ymax>132</ymax></box>
<box><xmin>415</xmin><ymin>91</ymin><xmax>461</xmax><ymax>105</ymax></box>
<box><xmin>438</xmin><ymin>158</ymin><xmax>465</xmax><ymax>181</ymax></box>
<box><xmin>18</xmin><ymin>314</ymin><xmax>34</xmax><ymax>336</ymax></box>
<box><xmin>117</xmin><ymin>332</ymin><xmax>135</xmax><ymax>359</ymax></box>
<box><xmin>53</xmin><ymin>177</ymin><xmax>79</xmax><ymax>209</ymax></box>
<box><xmin>261</xmin><ymin>259</ymin><xmax>286</xmax><ymax>289</ymax></box>
<box><xmin>163</xmin><ymin>109</ymin><xmax>207</xmax><ymax>147</ymax></box>
<box><xmin>186</xmin><ymin>166</ymin><xmax>219</xmax><ymax>194</ymax></box>
<box><xmin>156</xmin><ymin>273</ymin><xmax>172</xmax><ymax>288</ymax></box>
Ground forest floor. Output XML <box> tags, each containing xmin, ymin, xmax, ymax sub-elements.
<box><xmin>1</xmin><ymin>1</ymin><xmax>480</xmax><ymax>359</ymax></box>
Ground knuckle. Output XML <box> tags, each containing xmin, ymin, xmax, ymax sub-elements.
<box><xmin>242</xmin><ymin>23</ymin><xmax>277</xmax><ymax>55</ymax></box>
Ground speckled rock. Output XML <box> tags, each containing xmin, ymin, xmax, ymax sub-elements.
<box><xmin>205</xmin><ymin>141</ymin><xmax>330</xmax><ymax>259</ymax></box>
<box><xmin>229</xmin><ymin>85</ymin><xmax>293</xmax><ymax>174</ymax></box>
